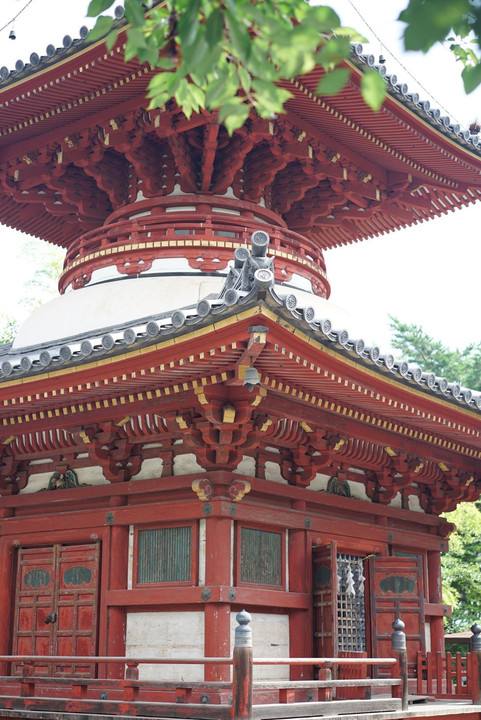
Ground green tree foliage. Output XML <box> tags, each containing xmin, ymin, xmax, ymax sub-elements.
<box><xmin>87</xmin><ymin>0</ymin><xmax>385</xmax><ymax>134</ymax></box>
<box><xmin>390</xmin><ymin>317</ymin><xmax>481</xmax><ymax>629</ymax></box>
<box><xmin>442</xmin><ymin>503</ymin><xmax>481</xmax><ymax>631</ymax></box>
<box><xmin>390</xmin><ymin>316</ymin><xmax>481</xmax><ymax>391</ymax></box>
<box><xmin>0</xmin><ymin>240</ymin><xmax>63</xmax><ymax>344</ymax></box>
<box><xmin>0</xmin><ymin>315</ymin><xmax>19</xmax><ymax>345</ymax></box>
<box><xmin>19</xmin><ymin>240</ymin><xmax>64</xmax><ymax>313</ymax></box>
<box><xmin>87</xmin><ymin>0</ymin><xmax>481</xmax><ymax>134</ymax></box>
<box><xmin>399</xmin><ymin>0</ymin><xmax>481</xmax><ymax>94</ymax></box>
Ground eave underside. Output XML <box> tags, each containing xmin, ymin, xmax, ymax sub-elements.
<box><xmin>0</xmin><ymin>307</ymin><xmax>479</xmax><ymax>513</ymax></box>
<box><xmin>0</xmin><ymin>43</ymin><xmax>480</xmax><ymax>248</ymax></box>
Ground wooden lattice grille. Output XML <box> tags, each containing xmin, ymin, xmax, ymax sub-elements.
<box><xmin>337</xmin><ymin>554</ymin><xmax>366</xmax><ymax>652</ymax></box>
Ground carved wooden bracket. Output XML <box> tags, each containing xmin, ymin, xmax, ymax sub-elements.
<box><xmin>0</xmin><ymin>448</ymin><xmax>29</xmax><ymax>494</ymax></box>
<box><xmin>71</xmin><ymin>422</ymin><xmax>143</xmax><ymax>483</ymax></box>
<box><xmin>419</xmin><ymin>469</ymin><xmax>481</xmax><ymax>514</ymax></box>
<box><xmin>166</xmin><ymin>387</ymin><xmax>267</xmax><ymax>470</ymax></box>
<box><xmin>191</xmin><ymin>475</ymin><xmax>251</xmax><ymax>502</ymax></box>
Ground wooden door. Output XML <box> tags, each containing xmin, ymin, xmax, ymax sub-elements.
<box><xmin>313</xmin><ymin>542</ymin><xmax>338</xmax><ymax>657</ymax></box>
<box><xmin>12</xmin><ymin>543</ymin><xmax>100</xmax><ymax>677</ymax></box>
<box><xmin>369</xmin><ymin>555</ymin><xmax>425</xmax><ymax>674</ymax></box>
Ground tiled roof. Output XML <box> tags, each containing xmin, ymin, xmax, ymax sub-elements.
<box><xmin>0</xmin><ymin>5</ymin><xmax>125</xmax><ymax>87</ymax></box>
<box><xmin>350</xmin><ymin>44</ymin><xmax>481</xmax><ymax>152</ymax></box>
<box><xmin>0</xmin><ymin>7</ymin><xmax>480</xmax><ymax>156</ymax></box>
<box><xmin>0</xmin><ymin>236</ymin><xmax>478</xmax><ymax>414</ymax></box>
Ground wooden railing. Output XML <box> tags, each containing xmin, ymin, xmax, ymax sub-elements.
<box><xmin>414</xmin><ymin>624</ymin><xmax>481</xmax><ymax>701</ymax></box>
<box><xmin>416</xmin><ymin>651</ymin><xmax>471</xmax><ymax>699</ymax></box>
<box><xmin>0</xmin><ymin>656</ymin><xmax>402</xmax><ymax>720</ymax></box>
<box><xmin>0</xmin><ymin>611</ymin><xmax>409</xmax><ymax>720</ymax></box>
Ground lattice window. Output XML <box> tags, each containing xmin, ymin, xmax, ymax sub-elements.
<box><xmin>337</xmin><ymin>554</ymin><xmax>366</xmax><ymax>652</ymax></box>
<box><xmin>137</xmin><ymin>526</ymin><xmax>191</xmax><ymax>584</ymax></box>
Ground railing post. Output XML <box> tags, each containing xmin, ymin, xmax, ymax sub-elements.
<box><xmin>470</xmin><ymin>622</ymin><xmax>481</xmax><ymax>704</ymax></box>
<box><xmin>125</xmin><ymin>661</ymin><xmax>139</xmax><ymax>680</ymax></box>
<box><xmin>231</xmin><ymin>609</ymin><xmax>253</xmax><ymax>720</ymax></box>
<box><xmin>123</xmin><ymin>661</ymin><xmax>140</xmax><ymax>702</ymax></box>
<box><xmin>20</xmin><ymin>660</ymin><xmax>35</xmax><ymax>697</ymax></box>
<box><xmin>391</xmin><ymin>618</ymin><xmax>408</xmax><ymax>711</ymax></box>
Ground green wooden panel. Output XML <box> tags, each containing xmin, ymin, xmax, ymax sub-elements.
<box><xmin>240</xmin><ymin>528</ymin><xmax>282</xmax><ymax>585</ymax></box>
<box><xmin>137</xmin><ymin>526</ymin><xmax>191</xmax><ymax>584</ymax></box>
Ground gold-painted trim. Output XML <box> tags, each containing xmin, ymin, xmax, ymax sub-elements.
<box><xmin>291</xmin><ymin>76</ymin><xmax>461</xmax><ymax>188</ymax></box>
<box><xmin>0</xmin><ymin>304</ymin><xmax>480</xmax><ymax>440</ymax></box>
<box><xmin>62</xmin><ymin>239</ymin><xmax>328</xmax><ymax>281</ymax></box>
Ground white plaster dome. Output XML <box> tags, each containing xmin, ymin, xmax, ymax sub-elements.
<box><xmin>13</xmin><ymin>269</ymin><xmax>362</xmax><ymax>350</ymax></box>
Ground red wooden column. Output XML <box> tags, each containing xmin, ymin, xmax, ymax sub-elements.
<box><xmin>105</xmin><ymin>500</ymin><xmax>129</xmax><ymax>678</ymax></box>
<box><xmin>427</xmin><ymin>550</ymin><xmax>444</xmax><ymax>654</ymax></box>
<box><xmin>204</xmin><ymin>503</ymin><xmax>231</xmax><ymax>681</ymax></box>
<box><xmin>289</xmin><ymin>500</ymin><xmax>311</xmax><ymax>679</ymax></box>
<box><xmin>0</xmin><ymin>538</ymin><xmax>15</xmax><ymax>674</ymax></box>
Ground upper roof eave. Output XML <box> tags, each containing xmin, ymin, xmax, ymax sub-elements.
<box><xmin>1</xmin><ymin>18</ymin><xmax>481</xmax><ymax>171</ymax></box>
<box><xmin>0</xmin><ymin>282</ymin><xmax>479</xmax><ymax>428</ymax></box>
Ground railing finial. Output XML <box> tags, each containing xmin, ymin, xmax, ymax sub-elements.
<box><xmin>391</xmin><ymin>618</ymin><xmax>406</xmax><ymax>651</ymax></box>
<box><xmin>235</xmin><ymin>609</ymin><xmax>252</xmax><ymax>648</ymax></box>
<box><xmin>391</xmin><ymin>617</ymin><xmax>407</xmax><ymax>710</ymax></box>
<box><xmin>471</xmin><ymin>623</ymin><xmax>481</xmax><ymax>652</ymax></box>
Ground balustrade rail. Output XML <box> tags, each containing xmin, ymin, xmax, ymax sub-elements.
<box><xmin>59</xmin><ymin>211</ymin><xmax>329</xmax><ymax>296</ymax></box>
<box><xmin>415</xmin><ymin>624</ymin><xmax>481</xmax><ymax>701</ymax></box>
<box><xmin>8</xmin><ymin>615</ymin><xmax>481</xmax><ymax>717</ymax></box>
<box><xmin>0</xmin><ymin>611</ymin><xmax>408</xmax><ymax>720</ymax></box>
<box><xmin>416</xmin><ymin>650</ymin><xmax>471</xmax><ymax>698</ymax></box>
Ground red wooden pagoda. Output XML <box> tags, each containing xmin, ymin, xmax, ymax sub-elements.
<box><xmin>0</xmin><ymin>6</ymin><xmax>480</xmax><ymax>718</ymax></box>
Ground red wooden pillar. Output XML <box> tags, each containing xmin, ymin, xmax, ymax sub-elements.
<box><xmin>289</xmin><ymin>501</ymin><xmax>310</xmax><ymax>680</ymax></box>
<box><xmin>427</xmin><ymin>550</ymin><xmax>444</xmax><ymax>655</ymax></box>
<box><xmin>0</xmin><ymin>538</ymin><xmax>15</xmax><ymax>674</ymax></box>
<box><xmin>204</xmin><ymin>510</ymin><xmax>231</xmax><ymax>681</ymax></box>
<box><xmin>105</xmin><ymin>517</ymin><xmax>129</xmax><ymax>678</ymax></box>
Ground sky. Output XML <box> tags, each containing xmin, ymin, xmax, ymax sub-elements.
<box><xmin>0</xmin><ymin>0</ymin><xmax>481</xmax><ymax>353</ymax></box>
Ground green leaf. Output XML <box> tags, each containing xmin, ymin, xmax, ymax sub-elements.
<box><xmin>191</xmin><ymin>43</ymin><xmax>223</xmax><ymax>79</ymax></box>
<box><xmin>316</xmin><ymin>67</ymin><xmax>350</xmax><ymax>96</ymax></box>
<box><xmin>225</xmin><ymin>9</ymin><xmax>251</xmax><ymax>63</ymax></box>
<box><xmin>124</xmin><ymin>0</ymin><xmax>146</xmax><ymax>28</ymax></box>
<box><xmin>87</xmin><ymin>0</ymin><xmax>115</xmax><ymax>17</ymax></box>
<box><xmin>252</xmin><ymin>79</ymin><xmax>292</xmax><ymax>117</ymax></box>
<box><xmin>190</xmin><ymin>84</ymin><xmax>205</xmax><ymax>106</ymax></box>
<box><xmin>462</xmin><ymin>62</ymin><xmax>481</xmax><ymax>93</ymax></box>
<box><xmin>205</xmin><ymin>66</ymin><xmax>236</xmax><ymax>108</ymax></box>
<box><xmin>305</xmin><ymin>5</ymin><xmax>340</xmax><ymax>31</ymax></box>
<box><xmin>219</xmin><ymin>101</ymin><xmax>250</xmax><ymax>135</ymax></box>
<box><xmin>315</xmin><ymin>37</ymin><xmax>352</xmax><ymax>70</ymax></box>
<box><xmin>105</xmin><ymin>28</ymin><xmax>119</xmax><ymax>51</ymax></box>
<box><xmin>399</xmin><ymin>0</ymin><xmax>470</xmax><ymax>52</ymax></box>
<box><xmin>205</xmin><ymin>8</ymin><xmax>224</xmax><ymax>47</ymax></box>
<box><xmin>331</xmin><ymin>26</ymin><xmax>366</xmax><ymax>42</ymax></box>
<box><xmin>125</xmin><ymin>27</ymin><xmax>147</xmax><ymax>62</ymax></box>
<box><xmin>361</xmin><ymin>69</ymin><xmax>386</xmax><ymax>111</ymax></box>
<box><xmin>178</xmin><ymin>0</ymin><xmax>201</xmax><ymax>48</ymax></box>
<box><xmin>237</xmin><ymin>64</ymin><xmax>252</xmax><ymax>94</ymax></box>
<box><xmin>87</xmin><ymin>15</ymin><xmax>114</xmax><ymax>42</ymax></box>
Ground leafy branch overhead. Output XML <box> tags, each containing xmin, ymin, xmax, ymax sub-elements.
<box><xmin>399</xmin><ymin>0</ymin><xmax>481</xmax><ymax>94</ymax></box>
<box><xmin>87</xmin><ymin>0</ymin><xmax>386</xmax><ymax>134</ymax></box>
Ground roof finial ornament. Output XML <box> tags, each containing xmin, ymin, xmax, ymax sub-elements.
<box><xmin>216</xmin><ymin>230</ymin><xmax>274</xmax><ymax>302</ymax></box>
